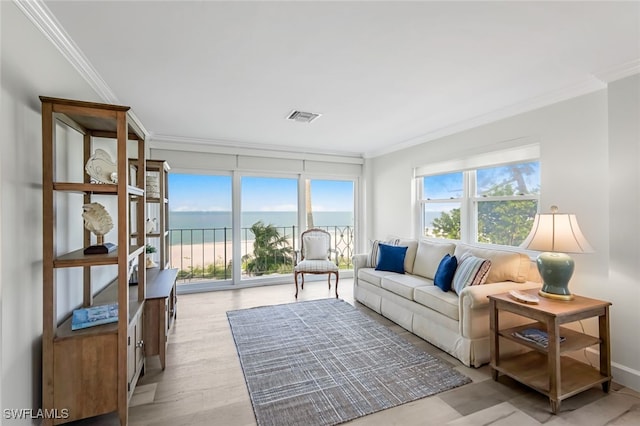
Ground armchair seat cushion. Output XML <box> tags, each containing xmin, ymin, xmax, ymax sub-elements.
<box><xmin>294</xmin><ymin>259</ymin><xmax>338</xmax><ymax>273</ymax></box>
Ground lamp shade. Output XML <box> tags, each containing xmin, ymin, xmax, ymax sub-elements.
<box><xmin>520</xmin><ymin>209</ymin><xmax>594</xmax><ymax>254</ymax></box>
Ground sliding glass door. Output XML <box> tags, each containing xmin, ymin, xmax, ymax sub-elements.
<box><xmin>168</xmin><ymin>173</ymin><xmax>233</xmax><ymax>285</ymax></box>
<box><xmin>240</xmin><ymin>176</ymin><xmax>298</xmax><ymax>281</ymax></box>
<box><xmin>305</xmin><ymin>179</ymin><xmax>355</xmax><ymax>269</ymax></box>
<box><xmin>168</xmin><ymin>172</ymin><xmax>357</xmax><ymax>288</ymax></box>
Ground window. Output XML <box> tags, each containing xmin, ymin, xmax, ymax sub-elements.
<box><xmin>306</xmin><ymin>179</ymin><xmax>355</xmax><ymax>268</ymax></box>
<box><xmin>168</xmin><ymin>174</ymin><xmax>233</xmax><ymax>282</ymax></box>
<box><xmin>419</xmin><ymin>160</ymin><xmax>540</xmax><ymax>247</ymax></box>
<box><xmin>241</xmin><ymin>176</ymin><xmax>298</xmax><ymax>279</ymax></box>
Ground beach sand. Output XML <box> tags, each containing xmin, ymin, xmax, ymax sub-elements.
<box><xmin>169</xmin><ymin>241</ymin><xmax>237</xmax><ymax>269</ymax></box>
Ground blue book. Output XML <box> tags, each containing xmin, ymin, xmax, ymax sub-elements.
<box><xmin>513</xmin><ymin>328</ymin><xmax>565</xmax><ymax>348</ymax></box>
<box><xmin>71</xmin><ymin>303</ymin><xmax>119</xmax><ymax>330</ymax></box>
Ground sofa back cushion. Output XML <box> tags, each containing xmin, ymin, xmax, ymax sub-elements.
<box><xmin>395</xmin><ymin>238</ymin><xmax>418</xmax><ymax>274</ymax></box>
<box><xmin>413</xmin><ymin>240</ymin><xmax>456</xmax><ymax>280</ymax></box>
<box><xmin>453</xmin><ymin>243</ymin><xmax>530</xmax><ymax>283</ymax></box>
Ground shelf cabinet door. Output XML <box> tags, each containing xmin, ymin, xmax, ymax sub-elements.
<box><xmin>53</xmin><ymin>334</ymin><xmax>118</xmax><ymax>423</ymax></box>
<box><xmin>127</xmin><ymin>310</ymin><xmax>145</xmax><ymax>398</ymax></box>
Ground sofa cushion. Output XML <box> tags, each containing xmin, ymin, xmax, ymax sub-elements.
<box><xmin>375</xmin><ymin>243</ymin><xmax>408</xmax><ymax>273</ymax></box>
<box><xmin>434</xmin><ymin>254</ymin><xmax>458</xmax><ymax>292</ymax></box>
<box><xmin>454</xmin><ymin>243</ymin><xmax>530</xmax><ymax>283</ymax></box>
<box><xmin>413</xmin><ymin>240</ymin><xmax>456</xmax><ymax>280</ymax></box>
<box><xmin>452</xmin><ymin>255</ymin><xmax>491</xmax><ymax>294</ymax></box>
<box><xmin>381</xmin><ymin>274</ymin><xmax>432</xmax><ymax>300</ymax></box>
<box><xmin>358</xmin><ymin>268</ymin><xmax>395</xmax><ymax>288</ymax></box>
<box><xmin>414</xmin><ymin>285</ymin><xmax>460</xmax><ymax>321</ymax></box>
<box><xmin>394</xmin><ymin>238</ymin><xmax>419</xmax><ymax>275</ymax></box>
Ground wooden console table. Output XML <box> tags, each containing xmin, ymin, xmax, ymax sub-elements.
<box><xmin>488</xmin><ymin>289</ymin><xmax>611</xmax><ymax>414</ymax></box>
<box><xmin>144</xmin><ymin>268</ymin><xmax>178</xmax><ymax>369</ymax></box>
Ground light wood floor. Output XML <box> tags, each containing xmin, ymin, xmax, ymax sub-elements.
<box><xmin>72</xmin><ymin>278</ymin><xmax>640</xmax><ymax>426</ymax></box>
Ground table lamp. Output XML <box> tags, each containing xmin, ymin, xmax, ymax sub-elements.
<box><xmin>520</xmin><ymin>206</ymin><xmax>593</xmax><ymax>300</ymax></box>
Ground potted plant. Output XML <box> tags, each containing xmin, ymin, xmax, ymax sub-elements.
<box><xmin>145</xmin><ymin>244</ymin><xmax>158</xmax><ymax>269</ymax></box>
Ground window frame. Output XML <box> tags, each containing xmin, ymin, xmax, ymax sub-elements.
<box><xmin>417</xmin><ymin>159</ymin><xmax>540</xmax><ymax>248</ymax></box>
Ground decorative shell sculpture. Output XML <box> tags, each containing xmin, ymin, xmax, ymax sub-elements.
<box><xmin>85</xmin><ymin>149</ymin><xmax>117</xmax><ymax>184</ymax></box>
<box><xmin>82</xmin><ymin>202</ymin><xmax>114</xmax><ymax>242</ymax></box>
<box><xmin>145</xmin><ymin>217</ymin><xmax>157</xmax><ymax>234</ymax></box>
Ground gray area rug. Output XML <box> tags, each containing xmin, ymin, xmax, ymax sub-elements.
<box><xmin>227</xmin><ymin>298</ymin><xmax>471</xmax><ymax>426</ymax></box>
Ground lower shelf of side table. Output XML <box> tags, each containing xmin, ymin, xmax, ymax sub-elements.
<box><xmin>492</xmin><ymin>351</ymin><xmax>610</xmax><ymax>400</ymax></box>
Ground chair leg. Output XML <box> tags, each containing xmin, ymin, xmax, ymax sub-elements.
<box><xmin>294</xmin><ymin>272</ymin><xmax>299</xmax><ymax>298</ymax></box>
<box><xmin>327</xmin><ymin>273</ymin><xmax>331</xmax><ymax>289</ymax></box>
<box><xmin>334</xmin><ymin>272</ymin><xmax>339</xmax><ymax>298</ymax></box>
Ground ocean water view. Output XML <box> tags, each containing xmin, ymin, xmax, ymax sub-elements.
<box><xmin>169</xmin><ymin>211</ymin><xmax>353</xmax><ymax>245</ymax></box>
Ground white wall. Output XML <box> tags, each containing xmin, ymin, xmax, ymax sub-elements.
<box><xmin>607</xmin><ymin>74</ymin><xmax>640</xmax><ymax>386</ymax></box>
<box><xmin>1</xmin><ymin>1</ymin><xmax>101</xmax><ymax>420</ymax></box>
<box><xmin>366</xmin><ymin>79</ymin><xmax>640</xmax><ymax>390</ymax></box>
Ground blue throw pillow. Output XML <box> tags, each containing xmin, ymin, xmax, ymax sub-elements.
<box><xmin>434</xmin><ymin>254</ymin><xmax>458</xmax><ymax>292</ymax></box>
<box><xmin>375</xmin><ymin>243</ymin><xmax>408</xmax><ymax>274</ymax></box>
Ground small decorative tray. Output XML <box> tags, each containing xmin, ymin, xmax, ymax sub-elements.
<box><xmin>509</xmin><ymin>290</ymin><xmax>539</xmax><ymax>304</ymax></box>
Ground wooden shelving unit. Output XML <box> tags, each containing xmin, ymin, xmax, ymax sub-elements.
<box><xmin>142</xmin><ymin>160</ymin><xmax>178</xmax><ymax>369</ymax></box>
<box><xmin>144</xmin><ymin>160</ymin><xmax>170</xmax><ymax>269</ymax></box>
<box><xmin>41</xmin><ymin>97</ymin><xmax>147</xmax><ymax>425</ymax></box>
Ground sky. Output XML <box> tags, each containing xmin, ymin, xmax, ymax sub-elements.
<box><xmin>423</xmin><ymin>162</ymin><xmax>540</xmax><ymax>200</ymax></box>
<box><xmin>169</xmin><ymin>174</ymin><xmax>354</xmax><ymax>212</ymax></box>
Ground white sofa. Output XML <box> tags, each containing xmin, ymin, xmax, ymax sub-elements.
<box><xmin>353</xmin><ymin>238</ymin><xmax>541</xmax><ymax>367</ymax></box>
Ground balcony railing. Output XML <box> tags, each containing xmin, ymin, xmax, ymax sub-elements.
<box><xmin>168</xmin><ymin>225</ymin><xmax>354</xmax><ymax>283</ymax></box>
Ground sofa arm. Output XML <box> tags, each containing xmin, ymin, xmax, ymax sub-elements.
<box><xmin>352</xmin><ymin>253</ymin><xmax>369</xmax><ymax>270</ymax></box>
<box><xmin>352</xmin><ymin>253</ymin><xmax>369</xmax><ymax>287</ymax></box>
<box><xmin>459</xmin><ymin>281</ymin><xmax>541</xmax><ymax>310</ymax></box>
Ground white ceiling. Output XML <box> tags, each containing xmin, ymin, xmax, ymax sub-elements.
<box><xmin>40</xmin><ymin>1</ymin><xmax>640</xmax><ymax>158</ymax></box>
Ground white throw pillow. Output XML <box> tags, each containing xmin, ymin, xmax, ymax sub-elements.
<box><xmin>304</xmin><ymin>236</ymin><xmax>328</xmax><ymax>260</ymax></box>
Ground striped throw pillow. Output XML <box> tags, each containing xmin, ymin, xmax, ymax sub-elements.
<box><xmin>369</xmin><ymin>238</ymin><xmax>401</xmax><ymax>268</ymax></box>
<box><xmin>452</xmin><ymin>254</ymin><xmax>492</xmax><ymax>295</ymax></box>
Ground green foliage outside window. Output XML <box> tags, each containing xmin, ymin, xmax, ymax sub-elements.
<box><xmin>242</xmin><ymin>221</ymin><xmax>294</xmax><ymax>276</ymax></box>
<box><xmin>430</xmin><ymin>165</ymin><xmax>539</xmax><ymax>246</ymax></box>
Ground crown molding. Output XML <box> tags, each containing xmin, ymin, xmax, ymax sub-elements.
<box><xmin>149</xmin><ymin>134</ymin><xmax>364</xmax><ymax>164</ymax></box>
<box><xmin>364</xmin><ymin>74</ymin><xmax>608</xmax><ymax>159</ymax></box>
<box><xmin>594</xmin><ymin>58</ymin><xmax>640</xmax><ymax>83</ymax></box>
<box><xmin>14</xmin><ymin>0</ymin><xmax>117</xmax><ymax>102</ymax></box>
<box><xmin>14</xmin><ymin>0</ymin><xmax>149</xmax><ymax>137</ymax></box>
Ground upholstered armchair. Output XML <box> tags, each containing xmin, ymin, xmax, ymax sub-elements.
<box><xmin>294</xmin><ymin>228</ymin><xmax>339</xmax><ymax>298</ymax></box>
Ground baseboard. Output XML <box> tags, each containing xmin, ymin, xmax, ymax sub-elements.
<box><xmin>585</xmin><ymin>347</ymin><xmax>640</xmax><ymax>392</ymax></box>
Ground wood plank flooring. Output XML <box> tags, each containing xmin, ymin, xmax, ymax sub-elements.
<box><xmin>69</xmin><ymin>279</ymin><xmax>640</xmax><ymax>425</ymax></box>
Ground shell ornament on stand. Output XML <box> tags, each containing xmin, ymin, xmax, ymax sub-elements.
<box><xmin>145</xmin><ymin>218</ymin><xmax>158</xmax><ymax>234</ymax></box>
<box><xmin>85</xmin><ymin>149</ymin><xmax>117</xmax><ymax>184</ymax></box>
<box><xmin>82</xmin><ymin>202</ymin><xmax>115</xmax><ymax>254</ymax></box>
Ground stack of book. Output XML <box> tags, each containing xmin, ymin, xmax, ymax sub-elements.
<box><xmin>513</xmin><ymin>328</ymin><xmax>565</xmax><ymax>348</ymax></box>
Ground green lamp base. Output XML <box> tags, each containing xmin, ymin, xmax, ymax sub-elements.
<box><xmin>536</xmin><ymin>252</ymin><xmax>575</xmax><ymax>301</ymax></box>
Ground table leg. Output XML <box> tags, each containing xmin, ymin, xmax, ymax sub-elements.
<box><xmin>599</xmin><ymin>307</ymin><xmax>612</xmax><ymax>393</ymax></box>
<box><xmin>489</xmin><ymin>299</ymin><xmax>499</xmax><ymax>379</ymax></box>
<box><xmin>548</xmin><ymin>319</ymin><xmax>561</xmax><ymax>414</ymax></box>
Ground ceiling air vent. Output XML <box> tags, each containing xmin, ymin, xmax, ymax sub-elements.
<box><xmin>286</xmin><ymin>110</ymin><xmax>322</xmax><ymax>123</ymax></box>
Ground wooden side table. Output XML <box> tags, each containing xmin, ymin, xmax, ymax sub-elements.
<box><xmin>488</xmin><ymin>289</ymin><xmax>611</xmax><ymax>414</ymax></box>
